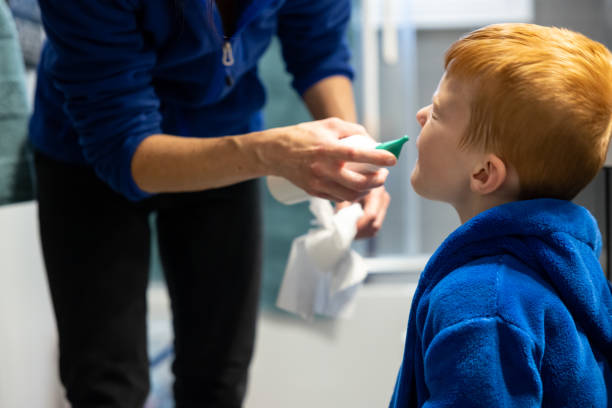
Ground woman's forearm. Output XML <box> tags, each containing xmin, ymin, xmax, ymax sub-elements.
<box><xmin>130</xmin><ymin>119</ymin><xmax>396</xmax><ymax>200</ymax></box>
<box><xmin>303</xmin><ymin>75</ymin><xmax>357</xmax><ymax>122</ymax></box>
<box><xmin>131</xmin><ymin>131</ymin><xmax>271</xmax><ymax>193</ymax></box>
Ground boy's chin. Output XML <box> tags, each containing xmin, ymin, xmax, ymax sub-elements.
<box><xmin>410</xmin><ymin>170</ymin><xmax>427</xmax><ymax>198</ymax></box>
<box><xmin>411</xmin><ymin>174</ymin><xmax>448</xmax><ymax>203</ymax></box>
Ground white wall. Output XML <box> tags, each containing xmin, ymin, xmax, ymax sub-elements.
<box><xmin>0</xmin><ymin>202</ymin><xmax>65</xmax><ymax>407</ymax></box>
<box><xmin>245</xmin><ymin>279</ymin><xmax>416</xmax><ymax>408</ymax></box>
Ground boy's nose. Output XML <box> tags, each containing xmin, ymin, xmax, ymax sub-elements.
<box><xmin>416</xmin><ymin>105</ymin><xmax>430</xmax><ymax>128</ymax></box>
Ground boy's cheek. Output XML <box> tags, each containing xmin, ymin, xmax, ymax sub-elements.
<box><xmin>414</xmin><ymin>135</ymin><xmax>422</xmax><ymax>150</ymax></box>
<box><xmin>409</xmin><ymin>167</ymin><xmax>418</xmax><ymax>190</ymax></box>
<box><xmin>410</xmin><ymin>167</ymin><xmax>427</xmax><ymax>198</ymax></box>
<box><xmin>410</xmin><ymin>161</ymin><xmax>422</xmax><ymax>182</ymax></box>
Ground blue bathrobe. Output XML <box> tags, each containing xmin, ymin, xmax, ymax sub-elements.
<box><xmin>390</xmin><ymin>199</ymin><xmax>612</xmax><ymax>407</ymax></box>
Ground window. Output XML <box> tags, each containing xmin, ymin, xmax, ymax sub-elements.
<box><xmin>349</xmin><ymin>0</ymin><xmax>534</xmax><ymax>271</ymax></box>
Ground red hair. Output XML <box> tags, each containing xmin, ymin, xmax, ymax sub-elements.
<box><xmin>445</xmin><ymin>23</ymin><xmax>612</xmax><ymax>199</ymax></box>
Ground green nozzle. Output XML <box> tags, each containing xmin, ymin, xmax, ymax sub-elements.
<box><xmin>376</xmin><ymin>135</ymin><xmax>410</xmax><ymax>159</ymax></box>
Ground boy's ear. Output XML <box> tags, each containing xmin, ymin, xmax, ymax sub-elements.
<box><xmin>470</xmin><ymin>154</ymin><xmax>507</xmax><ymax>195</ymax></box>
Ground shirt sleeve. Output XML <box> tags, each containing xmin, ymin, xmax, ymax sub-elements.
<box><xmin>38</xmin><ymin>0</ymin><xmax>161</xmax><ymax>201</ymax></box>
<box><xmin>276</xmin><ymin>0</ymin><xmax>354</xmax><ymax>95</ymax></box>
<box><xmin>422</xmin><ymin>316</ymin><xmax>542</xmax><ymax>408</ymax></box>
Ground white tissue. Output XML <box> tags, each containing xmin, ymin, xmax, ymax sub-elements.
<box><xmin>275</xmin><ymin>198</ymin><xmax>369</xmax><ymax>320</ymax></box>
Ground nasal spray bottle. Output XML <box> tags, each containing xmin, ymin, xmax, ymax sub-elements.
<box><xmin>267</xmin><ymin>134</ymin><xmax>410</xmax><ymax>205</ymax></box>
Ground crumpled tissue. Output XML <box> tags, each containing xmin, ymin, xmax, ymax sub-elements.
<box><xmin>275</xmin><ymin>197</ymin><xmax>368</xmax><ymax>320</ymax></box>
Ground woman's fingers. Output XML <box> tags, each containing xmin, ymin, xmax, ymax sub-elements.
<box><xmin>334</xmin><ymin>166</ymin><xmax>388</xmax><ymax>193</ymax></box>
<box><xmin>354</xmin><ymin>187</ymin><xmax>391</xmax><ymax>239</ymax></box>
<box><xmin>305</xmin><ymin>166</ymin><xmax>388</xmax><ymax>202</ymax></box>
<box><xmin>306</xmin><ymin>180</ymin><xmax>369</xmax><ymax>203</ymax></box>
<box><xmin>333</xmin><ymin>186</ymin><xmax>392</xmax><ymax>239</ymax></box>
<box><xmin>321</xmin><ymin>143</ymin><xmax>397</xmax><ymax>168</ymax></box>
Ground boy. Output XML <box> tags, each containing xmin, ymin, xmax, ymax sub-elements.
<box><xmin>391</xmin><ymin>23</ymin><xmax>612</xmax><ymax>407</ymax></box>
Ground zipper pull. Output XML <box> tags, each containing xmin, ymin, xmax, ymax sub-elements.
<box><xmin>222</xmin><ymin>41</ymin><xmax>234</xmax><ymax>67</ymax></box>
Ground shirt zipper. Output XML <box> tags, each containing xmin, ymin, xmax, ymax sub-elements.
<box><xmin>222</xmin><ymin>39</ymin><xmax>235</xmax><ymax>67</ymax></box>
<box><xmin>221</xmin><ymin>38</ymin><xmax>235</xmax><ymax>87</ymax></box>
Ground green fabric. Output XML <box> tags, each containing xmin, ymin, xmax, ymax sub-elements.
<box><xmin>0</xmin><ymin>0</ymin><xmax>33</xmax><ymax>205</ymax></box>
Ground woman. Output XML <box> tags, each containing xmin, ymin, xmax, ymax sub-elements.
<box><xmin>30</xmin><ymin>0</ymin><xmax>395</xmax><ymax>406</ymax></box>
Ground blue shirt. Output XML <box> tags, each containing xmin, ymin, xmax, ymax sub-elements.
<box><xmin>29</xmin><ymin>0</ymin><xmax>353</xmax><ymax>200</ymax></box>
<box><xmin>390</xmin><ymin>199</ymin><xmax>612</xmax><ymax>407</ymax></box>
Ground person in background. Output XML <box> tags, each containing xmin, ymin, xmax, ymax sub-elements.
<box><xmin>391</xmin><ymin>23</ymin><xmax>612</xmax><ymax>407</ymax></box>
<box><xmin>29</xmin><ymin>0</ymin><xmax>396</xmax><ymax>407</ymax></box>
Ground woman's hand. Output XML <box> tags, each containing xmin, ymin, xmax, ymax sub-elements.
<box><xmin>336</xmin><ymin>186</ymin><xmax>391</xmax><ymax>239</ymax></box>
<box><xmin>260</xmin><ymin>117</ymin><xmax>396</xmax><ymax>203</ymax></box>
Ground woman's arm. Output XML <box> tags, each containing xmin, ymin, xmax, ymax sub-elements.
<box><xmin>131</xmin><ymin>117</ymin><xmax>396</xmax><ymax>202</ymax></box>
<box><xmin>303</xmin><ymin>75</ymin><xmax>358</xmax><ymax>123</ymax></box>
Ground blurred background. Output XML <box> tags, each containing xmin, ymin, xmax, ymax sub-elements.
<box><xmin>1</xmin><ymin>0</ymin><xmax>611</xmax><ymax>406</ymax></box>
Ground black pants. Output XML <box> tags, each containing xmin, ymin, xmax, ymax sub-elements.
<box><xmin>34</xmin><ymin>151</ymin><xmax>262</xmax><ymax>408</ymax></box>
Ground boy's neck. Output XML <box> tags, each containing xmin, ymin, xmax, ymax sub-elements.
<box><xmin>454</xmin><ymin>165</ymin><xmax>521</xmax><ymax>224</ymax></box>
<box><xmin>454</xmin><ymin>194</ymin><xmax>517</xmax><ymax>224</ymax></box>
